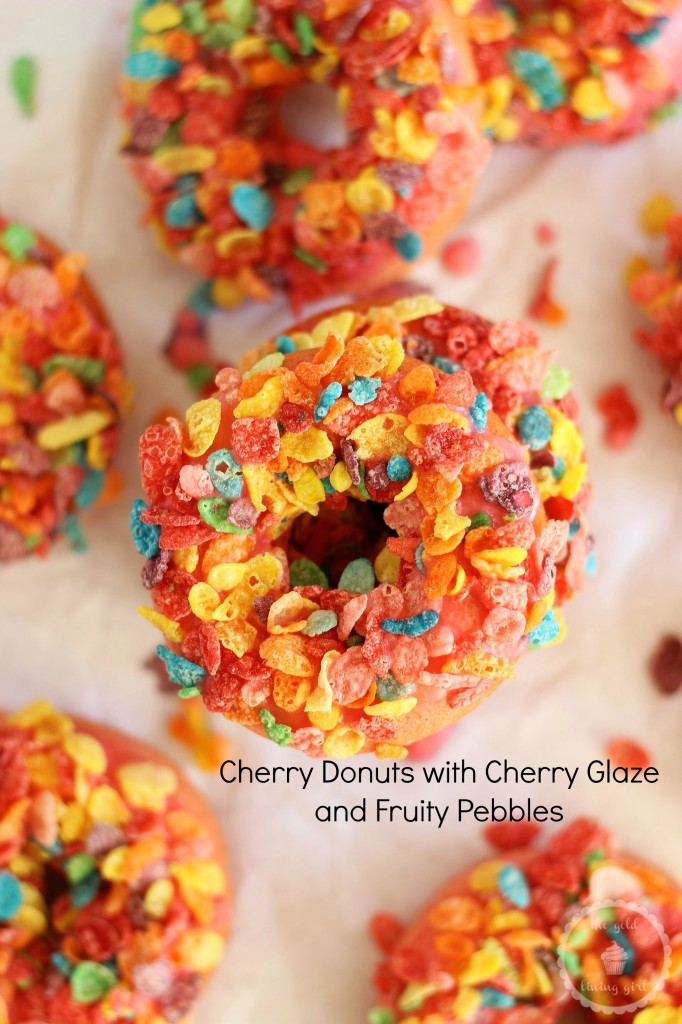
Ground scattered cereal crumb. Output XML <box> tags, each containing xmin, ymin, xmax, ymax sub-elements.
<box><xmin>535</xmin><ymin>223</ymin><xmax>556</xmax><ymax>245</ymax></box>
<box><xmin>10</xmin><ymin>56</ymin><xmax>36</xmax><ymax>117</ymax></box>
<box><xmin>606</xmin><ymin>737</ymin><xmax>651</xmax><ymax>770</ymax></box>
<box><xmin>526</xmin><ymin>257</ymin><xmax>566</xmax><ymax>325</ymax></box>
<box><xmin>649</xmin><ymin>634</ymin><xmax>682</xmax><ymax>695</ymax></box>
<box><xmin>441</xmin><ymin>236</ymin><xmax>480</xmax><ymax>276</ymax></box>
<box><xmin>639</xmin><ymin>193</ymin><xmax>675</xmax><ymax>237</ymax></box>
<box><xmin>595</xmin><ymin>384</ymin><xmax>640</xmax><ymax>450</ymax></box>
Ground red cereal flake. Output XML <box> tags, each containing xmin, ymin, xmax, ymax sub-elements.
<box><xmin>230</xmin><ymin>417</ymin><xmax>280</xmax><ymax>464</ymax></box>
<box><xmin>526</xmin><ymin>258</ymin><xmax>566</xmax><ymax>326</ymax></box>
<box><xmin>484</xmin><ymin>820</ymin><xmax>542</xmax><ymax>851</ymax></box>
<box><xmin>370</xmin><ymin>913</ymin><xmax>404</xmax><ymax>954</ymax></box>
<box><xmin>441</xmin><ymin>236</ymin><xmax>480</xmax><ymax>277</ymax></box>
<box><xmin>606</xmin><ymin>737</ymin><xmax>652</xmax><ymax>770</ymax></box>
<box><xmin>595</xmin><ymin>384</ymin><xmax>639</xmax><ymax>450</ymax></box>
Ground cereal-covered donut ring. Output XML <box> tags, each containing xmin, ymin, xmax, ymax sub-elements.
<box><xmin>461</xmin><ymin>0</ymin><xmax>682</xmax><ymax>146</ymax></box>
<box><xmin>120</xmin><ymin>0</ymin><xmax>488</xmax><ymax>308</ymax></box>
<box><xmin>0</xmin><ymin>218</ymin><xmax>131</xmax><ymax>561</ymax></box>
<box><xmin>132</xmin><ymin>295</ymin><xmax>588</xmax><ymax>759</ymax></box>
<box><xmin>629</xmin><ymin>205</ymin><xmax>682</xmax><ymax>425</ymax></box>
<box><xmin>0</xmin><ymin>702</ymin><xmax>231</xmax><ymax>1024</ymax></box>
<box><xmin>369</xmin><ymin>817</ymin><xmax>682</xmax><ymax>1024</ymax></box>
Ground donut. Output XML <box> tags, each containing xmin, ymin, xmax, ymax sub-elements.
<box><xmin>369</xmin><ymin>817</ymin><xmax>682</xmax><ymax>1024</ymax></box>
<box><xmin>132</xmin><ymin>293</ymin><xmax>589</xmax><ymax>760</ymax></box>
<box><xmin>629</xmin><ymin>203</ymin><xmax>682</xmax><ymax>426</ymax></box>
<box><xmin>119</xmin><ymin>0</ymin><xmax>488</xmax><ymax>308</ymax></box>
<box><xmin>0</xmin><ymin>218</ymin><xmax>131</xmax><ymax>561</ymax></box>
<box><xmin>0</xmin><ymin>701</ymin><xmax>230</xmax><ymax>1024</ymax></box>
<box><xmin>458</xmin><ymin>0</ymin><xmax>682</xmax><ymax>146</ymax></box>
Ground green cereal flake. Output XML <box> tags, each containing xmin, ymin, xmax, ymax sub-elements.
<box><xmin>10</xmin><ymin>56</ymin><xmax>36</xmax><ymax>117</ymax></box>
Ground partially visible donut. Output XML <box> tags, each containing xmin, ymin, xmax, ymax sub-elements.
<box><xmin>0</xmin><ymin>702</ymin><xmax>230</xmax><ymax>1024</ymax></box>
<box><xmin>132</xmin><ymin>294</ymin><xmax>588</xmax><ymax>760</ymax></box>
<box><xmin>629</xmin><ymin>204</ymin><xmax>682</xmax><ymax>425</ymax></box>
<box><xmin>369</xmin><ymin>818</ymin><xmax>682</xmax><ymax>1024</ymax></box>
<box><xmin>458</xmin><ymin>0</ymin><xmax>682</xmax><ymax>146</ymax></box>
<box><xmin>120</xmin><ymin>0</ymin><xmax>488</xmax><ymax>308</ymax></box>
<box><xmin>0</xmin><ymin>218</ymin><xmax>131</xmax><ymax>561</ymax></box>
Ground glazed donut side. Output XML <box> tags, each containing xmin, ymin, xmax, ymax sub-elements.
<box><xmin>0</xmin><ymin>220</ymin><xmax>130</xmax><ymax>560</ymax></box>
<box><xmin>0</xmin><ymin>704</ymin><xmax>230</xmax><ymax>1024</ymax></box>
<box><xmin>121</xmin><ymin>0</ymin><xmax>489</xmax><ymax>307</ymax></box>
<box><xmin>369</xmin><ymin>819</ymin><xmax>682</xmax><ymax>1024</ymax></box>
<box><xmin>134</xmin><ymin>295</ymin><xmax>573</xmax><ymax>760</ymax></box>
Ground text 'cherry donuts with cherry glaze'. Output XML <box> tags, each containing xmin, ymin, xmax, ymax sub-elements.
<box><xmin>0</xmin><ymin>702</ymin><xmax>231</xmax><ymax>1024</ymax></box>
<box><xmin>369</xmin><ymin>817</ymin><xmax>682</xmax><ymax>1024</ymax></box>
<box><xmin>0</xmin><ymin>219</ymin><xmax>131</xmax><ymax>561</ymax></box>
<box><xmin>459</xmin><ymin>0</ymin><xmax>682</xmax><ymax>146</ymax></box>
<box><xmin>132</xmin><ymin>294</ymin><xmax>590</xmax><ymax>759</ymax></box>
<box><xmin>120</xmin><ymin>0</ymin><xmax>488</xmax><ymax>309</ymax></box>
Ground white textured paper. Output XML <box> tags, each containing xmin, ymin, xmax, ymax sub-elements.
<box><xmin>1</xmin><ymin>5</ymin><xmax>682</xmax><ymax>1023</ymax></box>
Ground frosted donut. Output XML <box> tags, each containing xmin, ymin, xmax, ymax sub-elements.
<box><xmin>0</xmin><ymin>702</ymin><xmax>230</xmax><ymax>1024</ymax></box>
<box><xmin>369</xmin><ymin>817</ymin><xmax>682</xmax><ymax>1024</ymax></box>
<box><xmin>132</xmin><ymin>294</ymin><xmax>588</xmax><ymax>760</ymax></box>
<box><xmin>459</xmin><ymin>0</ymin><xmax>682</xmax><ymax>146</ymax></box>
<box><xmin>0</xmin><ymin>218</ymin><xmax>131</xmax><ymax>561</ymax></box>
<box><xmin>629</xmin><ymin>204</ymin><xmax>682</xmax><ymax>426</ymax></box>
<box><xmin>120</xmin><ymin>0</ymin><xmax>488</xmax><ymax>308</ymax></box>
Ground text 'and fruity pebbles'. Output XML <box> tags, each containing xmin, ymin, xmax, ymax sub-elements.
<box><xmin>132</xmin><ymin>295</ymin><xmax>591</xmax><ymax>760</ymax></box>
<box><xmin>0</xmin><ymin>219</ymin><xmax>131</xmax><ymax>561</ymax></box>
<box><xmin>0</xmin><ymin>702</ymin><xmax>231</xmax><ymax>1024</ymax></box>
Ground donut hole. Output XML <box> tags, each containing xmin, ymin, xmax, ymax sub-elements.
<box><xmin>277</xmin><ymin>82</ymin><xmax>347</xmax><ymax>151</ymax></box>
<box><xmin>286</xmin><ymin>498</ymin><xmax>396</xmax><ymax>588</ymax></box>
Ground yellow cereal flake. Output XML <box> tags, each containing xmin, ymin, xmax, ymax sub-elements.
<box><xmin>640</xmin><ymin>193</ymin><xmax>676</xmax><ymax>236</ymax></box>
<box><xmin>155</xmin><ymin>145</ymin><xmax>216</xmax><ymax>174</ymax></box>
<box><xmin>322</xmin><ymin>724</ymin><xmax>365</xmax><ymax>757</ymax></box>
<box><xmin>233</xmin><ymin>376</ymin><xmax>284</xmax><ymax>418</ymax></box>
<box><xmin>117</xmin><ymin>762</ymin><xmax>178</xmax><ymax>812</ymax></box>
<box><xmin>267</xmin><ymin>593</ymin><xmax>320</xmax><ymax>634</ymax></box>
<box><xmin>394</xmin><ymin>472</ymin><xmax>418</xmax><ymax>502</ymax></box>
<box><xmin>138</xmin><ymin>606</ymin><xmax>185</xmax><ymax>644</ymax></box>
<box><xmin>171</xmin><ymin>860</ymin><xmax>226</xmax><ymax>897</ymax></box>
<box><xmin>375</xmin><ymin>546</ymin><xmax>400</xmax><ymax>584</ymax></box>
<box><xmin>9</xmin><ymin>700</ymin><xmax>57</xmax><ymax>729</ymax></box>
<box><xmin>364</xmin><ymin>697</ymin><xmax>417</xmax><ymax>718</ymax></box>
<box><xmin>173</xmin><ymin>546</ymin><xmax>200</xmax><ymax>572</ymax></box>
<box><xmin>64</xmin><ymin>733</ymin><xmax>107</xmax><ymax>776</ymax></box>
<box><xmin>189</xmin><ymin>582</ymin><xmax>221</xmax><ymax>621</ymax></box>
<box><xmin>305</xmin><ymin>649</ymin><xmax>338</xmax><ymax>714</ymax></box>
<box><xmin>293</xmin><ymin>466</ymin><xmax>326</xmax><ymax>506</ymax></box>
<box><xmin>144</xmin><ymin>877</ymin><xmax>175</xmax><ymax>919</ymax></box>
<box><xmin>214</xmin><ymin>619</ymin><xmax>258</xmax><ymax>656</ymax></box>
<box><xmin>348</xmin><ymin>413</ymin><xmax>410</xmax><ymax>460</ymax></box>
<box><xmin>346</xmin><ymin>168</ymin><xmax>395</xmax><ymax>216</ymax></box>
<box><xmin>36</xmin><ymin>410</ymin><xmax>113</xmax><ymax>451</ymax></box>
<box><xmin>570</xmin><ymin>77</ymin><xmax>618</xmax><ymax>121</ymax></box>
<box><xmin>311</xmin><ymin>310</ymin><xmax>356</xmax><ymax>344</ymax></box>
<box><xmin>452</xmin><ymin>987</ymin><xmax>483</xmax><ymax>1021</ymax></box>
<box><xmin>280</xmin><ymin>427</ymin><xmax>334</xmax><ymax>463</ymax></box>
<box><xmin>139</xmin><ymin>2</ymin><xmax>183</xmax><ymax>31</ymax></box>
<box><xmin>330</xmin><ymin>461</ymin><xmax>352</xmax><ymax>492</ymax></box>
<box><xmin>206</xmin><ymin>562</ymin><xmax>247</xmax><ymax>591</ymax></box>
<box><xmin>183</xmin><ymin>398</ymin><xmax>222</xmax><ymax>457</ymax></box>
<box><xmin>174</xmin><ymin>929</ymin><xmax>225</xmax><ymax>972</ymax></box>
<box><xmin>375</xmin><ymin>742</ymin><xmax>409</xmax><ymax>759</ymax></box>
<box><xmin>470</xmin><ymin>546</ymin><xmax>527</xmax><ymax>580</ymax></box>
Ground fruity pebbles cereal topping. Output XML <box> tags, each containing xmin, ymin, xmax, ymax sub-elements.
<box><xmin>458</xmin><ymin>0</ymin><xmax>682</xmax><ymax>146</ymax></box>
<box><xmin>133</xmin><ymin>296</ymin><xmax>580</xmax><ymax>759</ymax></box>
<box><xmin>628</xmin><ymin>202</ymin><xmax>682</xmax><ymax>426</ymax></box>
<box><xmin>0</xmin><ymin>702</ymin><xmax>230</xmax><ymax>1024</ymax></box>
<box><xmin>369</xmin><ymin>818</ymin><xmax>682</xmax><ymax>1024</ymax></box>
<box><xmin>120</xmin><ymin>0</ymin><xmax>488</xmax><ymax>307</ymax></box>
<box><xmin>0</xmin><ymin>219</ymin><xmax>131</xmax><ymax>561</ymax></box>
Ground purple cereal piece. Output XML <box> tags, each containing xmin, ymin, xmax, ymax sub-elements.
<box><xmin>342</xmin><ymin>439</ymin><xmax>360</xmax><ymax>485</ymax></box>
<box><xmin>141</xmin><ymin>548</ymin><xmax>172</xmax><ymax>589</ymax></box>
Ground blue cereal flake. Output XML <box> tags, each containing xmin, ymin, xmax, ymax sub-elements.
<box><xmin>348</xmin><ymin>376</ymin><xmax>382</xmax><ymax>405</ymax></box>
<box><xmin>586</xmin><ymin>550</ymin><xmax>597</xmax><ymax>576</ymax></box>
<box><xmin>302</xmin><ymin>609</ymin><xmax>338</xmax><ymax>636</ymax></box>
<box><xmin>376</xmin><ymin>673</ymin><xmax>416</xmax><ymax>701</ymax></box>
<box><xmin>76</xmin><ymin>470</ymin><xmax>105</xmax><ymax>510</ymax></box>
<box><xmin>469</xmin><ymin>391</ymin><xmax>490</xmax><ymax>432</ymax></box>
<box><xmin>0</xmin><ymin>872</ymin><xmax>22</xmax><ymax>921</ymax></box>
<box><xmin>605</xmin><ymin>926</ymin><xmax>637</xmax><ymax>972</ymax></box>
<box><xmin>386</xmin><ymin>455</ymin><xmax>412</xmax><ymax>482</ymax></box>
<box><xmin>231</xmin><ymin>183</ymin><xmax>274</xmax><ymax>230</ymax></box>
<box><xmin>314</xmin><ymin>382</ymin><xmax>343</xmax><ymax>421</ymax></box>
<box><xmin>165</xmin><ymin>193</ymin><xmax>200</xmax><ymax>229</ymax></box>
<box><xmin>628</xmin><ymin>18</ymin><xmax>665</xmax><ymax>46</ymax></box>
<box><xmin>507</xmin><ymin>49</ymin><xmax>566</xmax><ymax>111</ymax></box>
<box><xmin>480</xmin><ymin>988</ymin><xmax>517</xmax><ymax>1009</ymax></box>
<box><xmin>415</xmin><ymin>542</ymin><xmax>425</xmax><ymax>574</ymax></box>
<box><xmin>433</xmin><ymin>356</ymin><xmax>460</xmax><ymax>374</ymax></box>
<box><xmin>130</xmin><ymin>499</ymin><xmax>161</xmax><ymax>558</ymax></box>
<box><xmin>497</xmin><ymin>863</ymin><xmax>531</xmax><ymax>908</ymax></box>
<box><xmin>338</xmin><ymin>557</ymin><xmax>375</xmax><ymax>595</ymax></box>
<box><xmin>63</xmin><ymin>513</ymin><xmax>87</xmax><ymax>553</ymax></box>
<box><xmin>568</xmin><ymin>518</ymin><xmax>580</xmax><ymax>539</ymax></box>
<box><xmin>71</xmin><ymin>872</ymin><xmax>101</xmax><ymax>909</ymax></box>
<box><xmin>125</xmin><ymin>50</ymin><xmax>180</xmax><ymax>80</ymax></box>
<box><xmin>276</xmin><ymin>334</ymin><xmax>295</xmax><ymax>353</ymax></box>
<box><xmin>516</xmin><ymin>404</ymin><xmax>553</xmax><ymax>450</ymax></box>
<box><xmin>156</xmin><ymin>645</ymin><xmax>206</xmax><ymax>687</ymax></box>
<box><xmin>392</xmin><ymin>230</ymin><xmax>422</xmax><ymax>261</ymax></box>
<box><xmin>206</xmin><ymin>449</ymin><xmax>242</xmax><ymax>498</ymax></box>
<box><xmin>381</xmin><ymin>610</ymin><xmax>439</xmax><ymax>636</ymax></box>
<box><xmin>527</xmin><ymin>609</ymin><xmax>560</xmax><ymax>650</ymax></box>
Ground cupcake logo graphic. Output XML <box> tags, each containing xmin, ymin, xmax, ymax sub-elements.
<box><xmin>602</xmin><ymin>941</ymin><xmax>628</xmax><ymax>975</ymax></box>
<box><xmin>558</xmin><ymin>899</ymin><xmax>671</xmax><ymax>1015</ymax></box>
